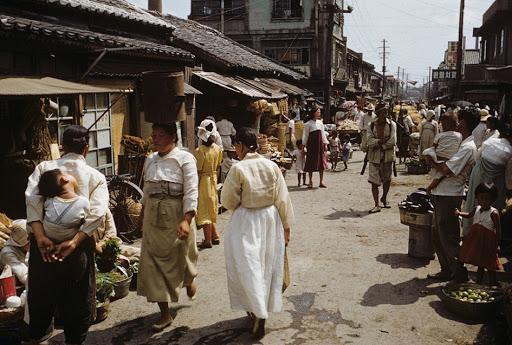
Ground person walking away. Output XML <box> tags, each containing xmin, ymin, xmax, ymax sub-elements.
<box><xmin>199</xmin><ymin>118</ymin><xmax>223</xmax><ymax>150</ymax></box>
<box><xmin>397</xmin><ymin>108</ymin><xmax>411</xmax><ymax>164</ymax></box>
<box><xmin>287</xmin><ymin>117</ymin><xmax>296</xmax><ymax>150</ymax></box>
<box><xmin>303</xmin><ymin>105</ymin><xmax>328</xmax><ymax>188</ymax></box>
<box><xmin>328</xmin><ymin>130</ymin><xmax>341</xmax><ymax>171</ymax></box>
<box><xmin>25</xmin><ymin>125</ymin><xmax>109</xmax><ymax>345</ymax></box>
<box><xmin>457</xmin><ymin>183</ymin><xmax>502</xmax><ymax>285</ymax></box>
<box><xmin>463</xmin><ymin>127</ymin><xmax>512</xmax><ymax>235</ymax></box>
<box><xmin>423</xmin><ymin>113</ymin><xmax>463</xmax><ymax>194</ymax></box>
<box><xmin>221</xmin><ymin>127</ymin><xmax>294</xmax><ymax>339</ymax></box>
<box><xmin>292</xmin><ymin>140</ymin><xmax>306</xmax><ymax>186</ymax></box>
<box><xmin>220</xmin><ymin>146</ymin><xmax>238</xmax><ymax>183</ymax></box>
<box><xmin>195</xmin><ymin>123</ymin><xmax>223</xmax><ymax>249</ymax></box>
<box><xmin>419</xmin><ymin>110</ymin><xmax>439</xmax><ymax>160</ymax></box>
<box><xmin>359</xmin><ymin>103</ymin><xmax>376</xmax><ymax>153</ymax></box>
<box><xmin>0</xmin><ymin>220</ymin><xmax>29</xmax><ymax>286</ymax></box>
<box><xmin>137</xmin><ymin>123</ymin><xmax>199</xmax><ymax>331</ymax></box>
<box><xmin>426</xmin><ymin>108</ymin><xmax>479</xmax><ymax>283</ymax></box>
<box><xmin>367</xmin><ymin>103</ymin><xmax>397</xmax><ymax>213</ymax></box>
<box><xmin>216</xmin><ymin>115</ymin><xmax>237</xmax><ymax>149</ymax></box>
<box><xmin>482</xmin><ymin>116</ymin><xmax>500</xmax><ymax>144</ymax></box>
<box><xmin>341</xmin><ymin>134</ymin><xmax>352</xmax><ymax>171</ymax></box>
<box><xmin>473</xmin><ymin>109</ymin><xmax>490</xmax><ymax>148</ymax></box>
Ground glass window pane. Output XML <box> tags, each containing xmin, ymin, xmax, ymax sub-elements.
<box><xmin>89</xmin><ymin>131</ymin><xmax>98</xmax><ymax>149</ymax></box>
<box><xmin>86</xmin><ymin>152</ymin><xmax>98</xmax><ymax>167</ymax></box>
<box><xmin>84</xmin><ymin>94</ymin><xmax>95</xmax><ymax>110</ymax></box>
<box><xmin>96</xmin><ymin>111</ymin><xmax>110</xmax><ymax>129</ymax></box>
<box><xmin>98</xmin><ymin>148</ymin><xmax>112</xmax><ymax>166</ymax></box>
<box><xmin>96</xmin><ymin>94</ymin><xmax>108</xmax><ymax>109</ymax></box>
<box><xmin>82</xmin><ymin>112</ymin><xmax>95</xmax><ymax>129</ymax></box>
<box><xmin>97</xmin><ymin>129</ymin><xmax>111</xmax><ymax>148</ymax></box>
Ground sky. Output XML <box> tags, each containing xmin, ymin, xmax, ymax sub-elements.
<box><xmin>128</xmin><ymin>0</ymin><xmax>495</xmax><ymax>85</ymax></box>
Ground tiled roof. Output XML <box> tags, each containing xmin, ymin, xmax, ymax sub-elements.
<box><xmin>465</xmin><ymin>49</ymin><xmax>480</xmax><ymax>65</ymax></box>
<box><xmin>163</xmin><ymin>14</ymin><xmax>306</xmax><ymax>80</ymax></box>
<box><xmin>33</xmin><ymin>0</ymin><xmax>173</xmax><ymax>29</ymax></box>
<box><xmin>0</xmin><ymin>14</ymin><xmax>194</xmax><ymax>61</ymax></box>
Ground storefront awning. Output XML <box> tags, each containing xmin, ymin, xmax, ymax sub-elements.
<box><xmin>184</xmin><ymin>83</ymin><xmax>202</xmax><ymax>95</ymax></box>
<box><xmin>0</xmin><ymin>76</ymin><xmax>115</xmax><ymax>96</ymax></box>
<box><xmin>257</xmin><ymin>78</ymin><xmax>313</xmax><ymax>96</ymax></box>
<box><xmin>193</xmin><ymin>71</ymin><xmax>286</xmax><ymax>100</ymax></box>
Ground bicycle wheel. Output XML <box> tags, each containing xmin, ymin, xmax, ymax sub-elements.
<box><xmin>108</xmin><ymin>179</ymin><xmax>144</xmax><ymax>242</ymax></box>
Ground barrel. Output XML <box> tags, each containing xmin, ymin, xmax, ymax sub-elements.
<box><xmin>408</xmin><ymin>225</ymin><xmax>435</xmax><ymax>259</ymax></box>
<box><xmin>142</xmin><ymin>71</ymin><xmax>186</xmax><ymax>123</ymax></box>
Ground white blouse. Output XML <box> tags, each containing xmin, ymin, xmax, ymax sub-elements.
<box><xmin>143</xmin><ymin>147</ymin><xmax>198</xmax><ymax>214</ymax></box>
<box><xmin>25</xmin><ymin>153</ymin><xmax>109</xmax><ymax>236</ymax></box>
<box><xmin>302</xmin><ymin>119</ymin><xmax>329</xmax><ymax>146</ymax></box>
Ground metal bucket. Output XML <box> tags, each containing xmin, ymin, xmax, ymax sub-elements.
<box><xmin>408</xmin><ymin>225</ymin><xmax>435</xmax><ymax>259</ymax></box>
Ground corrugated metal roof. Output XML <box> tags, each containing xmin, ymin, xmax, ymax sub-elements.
<box><xmin>34</xmin><ymin>0</ymin><xmax>173</xmax><ymax>29</ymax></box>
<box><xmin>0</xmin><ymin>14</ymin><xmax>194</xmax><ymax>61</ymax></box>
<box><xmin>184</xmin><ymin>83</ymin><xmax>202</xmax><ymax>95</ymax></box>
<box><xmin>193</xmin><ymin>72</ymin><xmax>287</xmax><ymax>100</ymax></box>
<box><xmin>0</xmin><ymin>76</ymin><xmax>115</xmax><ymax>96</ymax></box>
<box><xmin>464</xmin><ymin>49</ymin><xmax>481</xmax><ymax>65</ymax></box>
<box><xmin>257</xmin><ymin>78</ymin><xmax>312</xmax><ymax>96</ymax></box>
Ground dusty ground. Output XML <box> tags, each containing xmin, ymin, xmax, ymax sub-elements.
<box><xmin>47</xmin><ymin>151</ymin><xmax>507</xmax><ymax>345</ymax></box>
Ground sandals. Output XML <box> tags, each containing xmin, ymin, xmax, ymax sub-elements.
<box><xmin>369</xmin><ymin>206</ymin><xmax>381</xmax><ymax>214</ymax></box>
<box><xmin>186</xmin><ymin>283</ymin><xmax>197</xmax><ymax>300</ymax></box>
<box><xmin>152</xmin><ymin>318</ymin><xmax>173</xmax><ymax>332</ymax></box>
<box><xmin>197</xmin><ymin>241</ymin><xmax>212</xmax><ymax>250</ymax></box>
<box><xmin>252</xmin><ymin>317</ymin><xmax>266</xmax><ymax>339</ymax></box>
<box><xmin>319</xmin><ymin>184</ymin><xmax>327</xmax><ymax>188</ymax></box>
<box><xmin>381</xmin><ymin>198</ymin><xmax>391</xmax><ymax>208</ymax></box>
<box><xmin>212</xmin><ymin>238</ymin><xmax>220</xmax><ymax>245</ymax></box>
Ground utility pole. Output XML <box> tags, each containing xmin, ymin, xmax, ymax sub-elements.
<box><xmin>405</xmin><ymin>73</ymin><xmax>409</xmax><ymax>98</ymax></box>
<box><xmin>379</xmin><ymin>39</ymin><xmax>390</xmax><ymax>99</ymax></box>
<box><xmin>402</xmin><ymin>68</ymin><xmax>405</xmax><ymax>98</ymax></box>
<box><xmin>323</xmin><ymin>1</ymin><xmax>353</xmax><ymax>123</ymax></box>
<box><xmin>455</xmin><ymin>0</ymin><xmax>465</xmax><ymax>98</ymax></box>
<box><xmin>428</xmin><ymin>66</ymin><xmax>432</xmax><ymax>102</ymax></box>
<box><xmin>397</xmin><ymin>66</ymin><xmax>400</xmax><ymax>97</ymax></box>
<box><xmin>220</xmin><ymin>0</ymin><xmax>225</xmax><ymax>34</ymax></box>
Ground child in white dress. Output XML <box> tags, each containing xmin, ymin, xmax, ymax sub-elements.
<box><xmin>292</xmin><ymin>140</ymin><xmax>306</xmax><ymax>187</ymax></box>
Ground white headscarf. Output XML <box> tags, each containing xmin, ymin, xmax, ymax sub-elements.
<box><xmin>197</xmin><ymin>119</ymin><xmax>217</xmax><ymax>142</ymax></box>
<box><xmin>6</xmin><ymin>220</ymin><xmax>28</xmax><ymax>247</ymax></box>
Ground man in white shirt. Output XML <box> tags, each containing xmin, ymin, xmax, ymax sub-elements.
<box><xmin>216</xmin><ymin>115</ymin><xmax>237</xmax><ymax>149</ymax></box>
<box><xmin>359</xmin><ymin>103</ymin><xmax>376</xmax><ymax>152</ymax></box>
<box><xmin>426</xmin><ymin>109</ymin><xmax>479</xmax><ymax>283</ymax></box>
<box><xmin>472</xmin><ymin>109</ymin><xmax>490</xmax><ymax>148</ymax></box>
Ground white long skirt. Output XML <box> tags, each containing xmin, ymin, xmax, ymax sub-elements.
<box><xmin>224</xmin><ymin>205</ymin><xmax>285</xmax><ymax>319</ymax></box>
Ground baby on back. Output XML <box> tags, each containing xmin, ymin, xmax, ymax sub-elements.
<box><xmin>424</xmin><ymin>113</ymin><xmax>463</xmax><ymax>193</ymax></box>
<box><xmin>39</xmin><ymin>168</ymin><xmax>90</xmax><ymax>243</ymax></box>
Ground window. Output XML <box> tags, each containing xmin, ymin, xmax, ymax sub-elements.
<box><xmin>264</xmin><ymin>47</ymin><xmax>310</xmax><ymax>65</ymax></box>
<box><xmin>46</xmin><ymin>96</ymin><xmax>76</xmax><ymax>146</ymax></box>
<box><xmin>481</xmin><ymin>39</ymin><xmax>487</xmax><ymax>63</ymax></box>
<box><xmin>191</xmin><ymin>0</ymin><xmax>245</xmax><ymax>16</ymax></box>
<box><xmin>272</xmin><ymin>0</ymin><xmax>303</xmax><ymax>19</ymax></box>
<box><xmin>82</xmin><ymin>94</ymin><xmax>114</xmax><ymax>175</ymax></box>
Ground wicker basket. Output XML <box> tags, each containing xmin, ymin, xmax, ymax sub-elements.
<box><xmin>441</xmin><ymin>283</ymin><xmax>504</xmax><ymax>321</ymax></box>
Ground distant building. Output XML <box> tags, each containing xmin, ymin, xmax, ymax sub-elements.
<box><xmin>189</xmin><ymin>0</ymin><xmax>350</xmax><ymax>102</ymax></box>
<box><xmin>462</xmin><ymin>0</ymin><xmax>512</xmax><ymax>105</ymax></box>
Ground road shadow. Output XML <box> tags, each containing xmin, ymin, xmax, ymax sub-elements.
<box><xmin>428</xmin><ymin>300</ymin><xmax>484</xmax><ymax>326</ymax></box>
<box><xmin>361</xmin><ymin>277</ymin><xmax>440</xmax><ymax>307</ymax></box>
<box><xmin>287</xmin><ymin>186</ymin><xmax>312</xmax><ymax>193</ymax></box>
<box><xmin>86</xmin><ymin>314</ymin><xmax>259</xmax><ymax>345</ymax></box>
<box><xmin>376</xmin><ymin>253</ymin><xmax>431</xmax><ymax>270</ymax></box>
<box><xmin>324</xmin><ymin>207</ymin><xmax>369</xmax><ymax>219</ymax></box>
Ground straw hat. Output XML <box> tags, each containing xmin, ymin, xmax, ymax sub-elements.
<box><xmin>6</xmin><ymin>220</ymin><xmax>28</xmax><ymax>247</ymax></box>
<box><xmin>480</xmin><ymin>109</ymin><xmax>490</xmax><ymax>121</ymax></box>
<box><xmin>364</xmin><ymin>103</ymin><xmax>375</xmax><ymax>112</ymax></box>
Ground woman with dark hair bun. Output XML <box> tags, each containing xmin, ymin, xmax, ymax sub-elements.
<box><xmin>137</xmin><ymin>122</ymin><xmax>199</xmax><ymax>331</ymax></box>
<box><xmin>302</xmin><ymin>105</ymin><xmax>328</xmax><ymax>188</ymax></box>
<box><xmin>25</xmin><ymin>125</ymin><xmax>109</xmax><ymax>345</ymax></box>
<box><xmin>221</xmin><ymin>127</ymin><xmax>294</xmax><ymax>339</ymax></box>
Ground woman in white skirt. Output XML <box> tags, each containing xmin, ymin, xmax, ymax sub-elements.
<box><xmin>221</xmin><ymin>127</ymin><xmax>294</xmax><ymax>339</ymax></box>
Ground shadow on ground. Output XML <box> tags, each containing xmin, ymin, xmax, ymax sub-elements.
<box><xmin>361</xmin><ymin>277</ymin><xmax>440</xmax><ymax>307</ymax></box>
<box><xmin>324</xmin><ymin>207</ymin><xmax>369</xmax><ymax>219</ymax></box>
<box><xmin>376</xmin><ymin>253</ymin><xmax>431</xmax><ymax>270</ymax></box>
<box><xmin>85</xmin><ymin>314</ymin><xmax>257</xmax><ymax>345</ymax></box>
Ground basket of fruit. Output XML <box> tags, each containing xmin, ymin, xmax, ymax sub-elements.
<box><xmin>441</xmin><ymin>283</ymin><xmax>503</xmax><ymax>321</ymax></box>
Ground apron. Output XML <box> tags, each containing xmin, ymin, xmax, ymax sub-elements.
<box><xmin>137</xmin><ymin>196</ymin><xmax>198</xmax><ymax>303</ymax></box>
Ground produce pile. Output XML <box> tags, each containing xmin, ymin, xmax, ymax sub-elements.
<box><xmin>0</xmin><ymin>213</ymin><xmax>12</xmax><ymax>249</ymax></box>
<box><xmin>399</xmin><ymin>189</ymin><xmax>433</xmax><ymax>214</ymax></box>
<box><xmin>121</xmin><ymin>135</ymin><xmax>152</xmax><ymax>155</ymax></box>
<box><xmin>257</xmin><ymin>135</ymin><xmax>280</xmax><ymax>154</ymax></box>
<box><xmin>448</xmin><ymin>286</ymin><xmax>496</xmax><ymax>303</ymax></box>
<box><xmin>337</xmin><ymin>119</ymin><xmax>359</xmax><ymax>132</ymax></box>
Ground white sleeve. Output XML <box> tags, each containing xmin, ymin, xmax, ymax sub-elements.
<box><xmin>446</xmin><ymin>146</ymin><xmax>474</xmax><ymax>177</ymax></box>
<box><xmin>182</xmin><ymin>156</ymin><xmax>199</xmax><ymax>214</ymax></box>
<box><xmin>80</xmin><ymin>174</ymin><xmax>109</xmax><ymax>236</ymax></box>
<box><xmin>25</xmin><ymin>162</ymin><xmax>45</xmax><ymax>225</ymax></box>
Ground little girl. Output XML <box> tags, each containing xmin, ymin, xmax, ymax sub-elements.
<box><xmin>457</xmin><ymin>183</ymin><xmax>502</xmax><ymax>285</ymax></box>
<box><xmin>341</xmin><ymin>134</ymin><xmax>352</xmax><ymax>171</ymax></box>
<box><xmin>328</xmin><ymin>130</ymin><xmax>341</xmax><ymax>171</ymax></box>
<box><xmin>39</xmin><ymin>168</ymin><xmax>90</xmax><ymax>247</ymax></box>
<box><xmin>292</xmin><ymin>140</ymin><xmax>306</xmax><ymax>187</ymax></box>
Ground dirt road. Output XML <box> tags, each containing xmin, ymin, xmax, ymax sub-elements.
<box><xmin>50</xmin><ymin>151</ymin><xmax>493</xmax><ymax>345</ymax></box>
